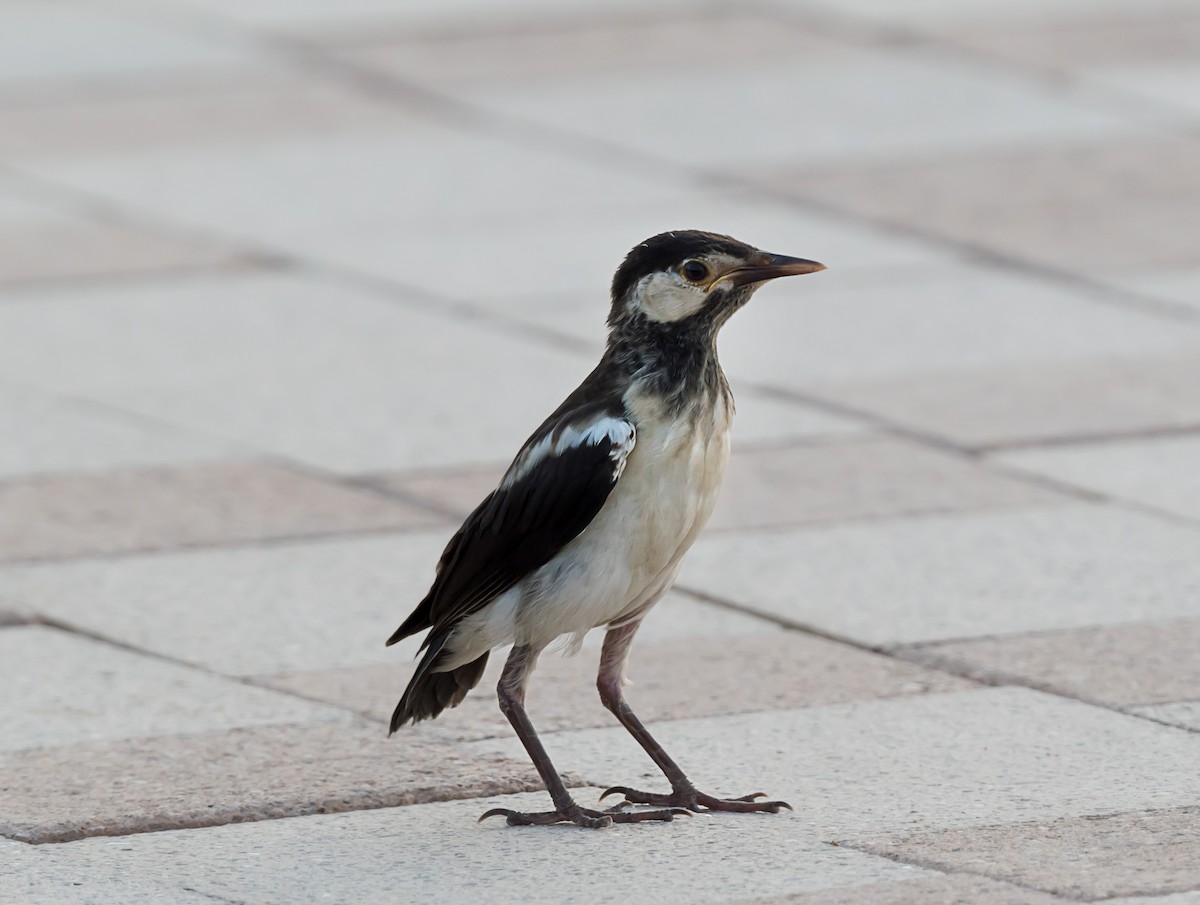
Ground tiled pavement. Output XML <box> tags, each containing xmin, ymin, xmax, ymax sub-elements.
<box><xmin>1</xmin><ymin>1</ymin><xmax>1199</xmax><ymax>903</ymax></box>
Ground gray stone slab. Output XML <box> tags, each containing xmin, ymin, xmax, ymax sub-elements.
<box><xmin>469</xmin><ymin>688</ymin><xmax>1200</xmax><ymax>837</ymax></box>
<box><xmin>797</xmin><ymin>0</ymin><xmax>1194</xmax><ymax>28</ymax></box>
<box><xmin>1106</xmin><ymin>894</ymin><xmax>1200</xmax><ymax>905</ymax></box>
<box><xmin>0</xmin><ymin>221</ymin><xmax>235</xmax><ymax>287</ymax></box>
<box><xmin>748</xmin><ymin>874</ymin><xmax>1064</xmax><ymax>904</ymax></box>
<box><xmin>264</xmin><ymin>629</ymin><xmax>971</xmax><ymax>740</ymax></box>
<box><xmin>460</xmin><ymin>44</ymin><xmax>1134</xmax><ymax>168</ymax></box>
<box><xmin>822</xmin><ymin>349</ymin><xmax>1200</xmax><ymax>448</ymax></box>
<box><xmin>0</xmin><ymin>461</ymin><xmax>440</xmax><ymax>563</ymax></box>
<box><xmin>0</xmin><ymin>626</ymin><xmax>347</xmax><ymax>750</ymax></box>
<box><xmin>678</xmin><ymin>504</ymin><xmax>1200</xmax><ymax>646</ymax></box>
<box><xmin>0</xmin><ymin>540</ymin><xmax>757</xmax><ymax>677</ymax></box>
<box><xmin>0</xmin><ymin>533</ymin><xmax>443</xmax><ymax>676</ymax></box>
<box><xmin>706</xmin><ymin>436</ymin><xmax>1062</xmax><ymax>531</ymax></box>
<box><xmin>146</xmin><ymin>0</ymin><xmax>692</xmax><ymax>33</ymax></box>
<box><xmin>900</xmin><ymin>619</ymin><xmax>1200</xmax><ymax>708</ymax></box>
<box><xmin>852</xmin><ymin>807</ymin><xmax>1200</xmax><ymax>900</ymax></box>
<box><xmin>44</xmin><ymin>795</ymin><xmax>931</xmax><ymax>905</ymax></box>
<box><xmin>0</xmin><ymin>1</ymin><xmax>266</xmax><ymax>87</ymax></box>
<box><xmin>1133</xmin><ymin>701</ymin><xmax>1200</xmax><ymax>732</ymax></box>
<box><xmin>1108</xmin><ymin>266</ymin><xmax>1200</xmax><ymax>315</ymax></box>
<box><xmin>0</xmin><ymin>272</ymin><xmax>611</xmax><ymax>472</ymax></box>
<box><xmin>17</xmin><ymin>127</ymin><xmax>683</xmax><ymax>263</ymax></box>
<box><xmin>1090</xmin><ymin>63</ymin><xmax>1200</xmax><ymax>118</ymax></box>
<box><xmin>0</xmin><ymin>383</ymin><xmax>234</xmax><ymax>478</ymax></box>
<box><xmin>346</xmin><ymin>11</ymin><xmax>845</xmax><ymax>88</ymax></box>
<box><xmin>0</xmin><ymin>721</ymin><xmax>544</xmax><ymax>844</ymax></box>
<box><xmin>716</xmin><ymin>266</ymin><xmax>1200</xmax><ymax>390</ymax></box>
<box><xmin>773</xmin><ymin>136</ymin><xmax>1200</xmax><ymax>273</ymax></box>
<box><xmin>998</xmin><ymin>434</ymin><xmax>1200</xmax><ymax>522</ymax></box>
<box><xmin>309</xmin><ymin>190</ymin><xmax>955</xmax><ymax>329</ymax></box>
<box><xmin>0</xmin><ymin>80</ymin><xmax>425</xmax><ymax>160</ymax></box>
<box><xmin>944</xmin><ymin>8</ymin><xmax>1200</xmax><ymax>69</ymax></box>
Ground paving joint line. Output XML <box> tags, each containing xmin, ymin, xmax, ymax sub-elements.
<box><xmin>0</xmin><ymin>523</ymin><xmax>432</xmax><ymax>569</ymax></box>
<box><xmin>676</xmin><ymin>585</ymin><xmax>1200</xmax><ymax>737</ymax></box>
<box><xmin>26</xmin><ymin>613</ymin><xmax>384</xmax><ymax>730</ymax></box>
<box><xmin>832</xmin><ymin>838</ymin><xmax>1091</xmax><ymax>902</ymax></box>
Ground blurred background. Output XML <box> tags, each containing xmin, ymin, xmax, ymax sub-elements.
<box><xmin>2</xmin><ymin>0</ymin><xmax>1200</xmax><ymax>869</ymax></box>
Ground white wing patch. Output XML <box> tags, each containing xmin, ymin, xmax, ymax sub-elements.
<box><xmin>502</xmin><ymin>417</ymin><xmax>635</xmax><ymax>489</ymax></box>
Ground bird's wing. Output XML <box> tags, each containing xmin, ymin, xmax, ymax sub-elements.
<box><xmin>387</xmin><ymin>406</ymin><xmax>635</xmax><ymax>646</ymax></box>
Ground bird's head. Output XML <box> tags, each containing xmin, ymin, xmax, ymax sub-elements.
<box><xmin>608</xmin><ymin>230</ymin><xmax>825</xmax><ymax>336</ymax></box>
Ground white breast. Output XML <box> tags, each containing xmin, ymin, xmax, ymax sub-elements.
<box><xmin>513</xmin><ymin>385</ymin><xmax>732</xmax><ymax>648</ymax></box>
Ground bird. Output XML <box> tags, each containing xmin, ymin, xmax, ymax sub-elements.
<box><xmin>387</xmin><ymin>230</ymin><xmax>825</xmax><ymax>828</ymax></box>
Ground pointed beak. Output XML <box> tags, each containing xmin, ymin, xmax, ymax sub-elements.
<box><xmin>714</xmin><ymin>254</ymin><xmax>826</xmax><ymax>289</ymax></box>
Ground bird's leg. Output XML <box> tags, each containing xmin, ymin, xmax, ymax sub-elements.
<box><xmin>596</xmin><ymin>620</ymin><xmax>792</xmax><ymax>814</ymax></box>
<box><xmin>479</xmin><ymin>644</ymin><xmax>685</xmax><ymax>828</ymax></box>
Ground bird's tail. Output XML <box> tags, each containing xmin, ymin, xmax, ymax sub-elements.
<box><xmin>389</xmin><ymin>632</ymin><xmax>489</xmax><ymax>733</ymax></box>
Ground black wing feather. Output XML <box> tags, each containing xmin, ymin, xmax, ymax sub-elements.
<box><xmin>387</xmin><ymin>403</ymin><xmax>633</xmax><ymax>647</ymax></box>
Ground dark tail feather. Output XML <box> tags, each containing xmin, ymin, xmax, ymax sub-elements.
<box><xmin>389</xmin><ymin>633</ymin><xmax>489</xmax><ymax>733</ymax></box>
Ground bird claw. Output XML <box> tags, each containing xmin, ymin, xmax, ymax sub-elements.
<box><xmin>478</xmin><ymin>801</ymin><xmax>684</xmax><ymax>828</ymax></box>
<box><xmin>599</xmin><ymin>785</ymin><xmax>792</xmax><ymax>814</ymax></box>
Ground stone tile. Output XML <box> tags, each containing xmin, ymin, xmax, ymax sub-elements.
<box><xmin>0</xmin><ymin>626</ymin><xmax>346</xmax><ymax>750</ymax></box>
<box><xmin>0</xmin><ymin>220</ymin><xmax>238</xmax><ymax>286</ymax></box>
<box><xmin>0</xmin><ymin>843</ymin><xmax>207</xmax><ymax>905</ymax></box>
<box><xmin>0</xmin><ymin>461</ymin><xmax>438</xmax><ymax>563</ymax></box>
<box><xmin>823</xmin><ymin>349</ymin><xmax>1200</xmax><ymax>448</ymax></box>
<box><xmin>470</xmin><ymin>688</ymin><xmax>1200</xmax><ymax>836</ymax></box>
<box><xmin>136</xmin><ymin>0</ymin><xmax>693</xmax><ymax>34</ymax></box>
<box><xmin>1133</xmin><ymin>702</ymin><xmax>1200</xmax><ymax>732</ymax></box>
<box><xmin>707</xmin><ymin>436</ymin><xmax>1062</xmax><ymax>531</ymax></box>
<box><xmin>0</xmin><ymin>383</ymin><xmax>234</xmax><ymax>478</ymax></box>
<box><xmin>344</xmin><ymin>11</ymin><xmax>844</xmax><ymax>86</ymax></box>
<box><xmin>1107</xmin><ymin>894</ymin><xmax>1200</xmax><ymax>905</ymax></box>
<box><xmin>771</xmin><ymin>137</ymin><xmax>1200</xmax><ymax>272</ymax></box>
<box><xmin>998</xmin><ymin>434</ymin><xmax>1200</xmax><ymax>522</ymax></box>
<box><xmin>0</xmin><ymin>537</ymin><xmax>766</xmax><ymax>677</ymax></box>
<box><xmin>307</xmin><ymin>188</ymin><xmax>956</xmax><ymax>315</ymax></box>
<box><xmin>679</xmin><ymin>505</ymin><xmax>1200</xmax><ymax>646</ymax></box>
<box><xmin>19</xmin><ymin>128</ymin><xmax>683</xmax><ymax>262</ymax></box>
<box><xmin>899</xmin><ymin>619</ymin><xmax>1200</xmax><ymax>707</ymax></box>
<box><xmin>716</xmin><ymin>266</ymin><xmax>1199</xmax><ymax>389</ymax></box>
<box><xmin>0</xmin><ymin>81</ymin><xmax>426</xmax><ymax>159</ymax></box>
<box><xmin>461</xmin><ymin>48</ymin><xmax>1134</xmax><ymax>168</ymax></box>
<box><xmin>0</xmin><ymin>721</ymin><xmax>543</xmax><ymax>844</ymax></box>
<box><xmin>853</xmin><ymin>808</ymin><xmax>1200</xmax><ymax>900</ymax></box>
<box><xmin>264</xmin><ymin>630</ymin><xmax>972</xmax><ymax>740</ymax></box>
<box><xmin>0</xmin><ymin>272</ymin><xmax>622</xmax><ymax>473</ymax></box>
<box><xmin>1089</xmin><ymin>63</ymin><xmax>1200</xmax><ymax>117</ymax></box>
<box><xmin>44</xmin><ymin>795</ymin><xmax>931</xmax><ymax>905</ymax></box>
<box><xmin>0</xmin><ymin>2</ymin><xmax>268</xmax><ymax>89</ymax></box>
<box><xmin>748</xmin><ymin>874</ymin><xmax>1064</xmax><ymax>905</ymax></box>
<box><xmin>946</xmin><ymin>9</ymin><xmax>1200</xmax><ymax>69</ymax></box>
<box><xmin>1108</xmin><ymin>266</ymin><xmax>1200</xmax><ymax>315</ymax></box>
<box><xmin>799</xmin><ymin>0</ymin><xmax>1196</xmax><ymax>28</ymax></box>
<box><xmin>0</xmin><ymin>533</ymin><xmax>441</xmax><ymax>676</ymax></box>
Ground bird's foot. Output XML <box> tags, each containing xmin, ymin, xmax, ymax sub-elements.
<box><xmin>600</xmin><ymin>784</ymin><xmax>792</xmax><ymax>814</ymax></box>
<box><xmin>479</xmin><ymin>800</ymin><xmax>688</xmax><ymax>828</ymax></box>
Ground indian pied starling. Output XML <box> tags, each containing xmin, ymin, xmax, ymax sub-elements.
<box><xmin>388</xmin><ymin>230</ymin><xmax>825</xmax><ymax>828</ymax></box>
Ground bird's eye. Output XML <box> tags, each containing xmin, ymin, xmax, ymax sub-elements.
<box><xmin>681</xmin><ymin>260</ymin><xmax>709</xmax><ymax>283</ymax></box>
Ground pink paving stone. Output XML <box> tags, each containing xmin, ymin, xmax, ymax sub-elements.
<box><xmin>0</xmin><ymin>721</ymin><xmax>550</xmax><ymax>844</ymax></box>
<box><xmin>897</xmin><ymin>619</ymin><xmax>1200</xmax><ymax>708</ymax></box>
<box><xmin>0</xmin><ymin>461</ymin><xmax>446</xmax><ymax>562</ymax></box>
<box><xmin>850</xmin><ymin>808</ymin><xmax>1200</xmax><ymax>900</ymax></box>
<box><xmin>261</xmin><ymin>632</ymin><xmax>973</xmax><ymax>741</ymax></box>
